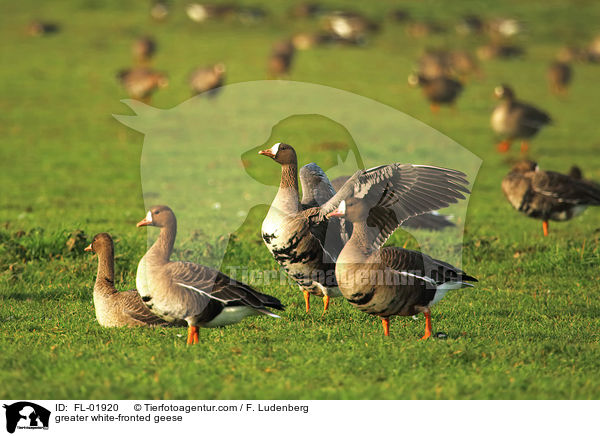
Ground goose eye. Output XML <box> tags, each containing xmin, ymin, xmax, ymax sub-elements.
<box><xmin>154</xmin><ymin>210</ymin><xmax>160</xmax><ymax>215</ymax></box>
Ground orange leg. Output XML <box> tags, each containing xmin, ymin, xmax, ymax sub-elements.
<box><xmin>322</xmin><ymin>295</ymin><xmax>330</xmax><ymax>313</ymax></box>
<box><xmin>303</xmin><ymin>290</ymin><xmax>310</xmax><ymax>313</ymax></box>
<box><xmin>430</xmin><ymin>103</ymin><xmax>440</xmax><ymax>114</ymax></box>
<box><xmin>420</xmin><ymin>312</ymin><xmax>432</xmax><ymax>340</ymax></box>
<box><xmin>381</xmin><ymin>317</ymin><xmax>390</xmax><ymax>336</ymax></box>
<box><xmin>542</xmin><ymin>220</ymin><xmax>549</xmax><ymax>237</ymax></box>
<box><xmin>520</xmin><ymin>140</ymin><xmax>530</xmax><ymax>154</ymax></box>
<box><xmin>186</xmin><ymin>325</ymin><xmax>199</xmax><ymax>345</ymax></box>
<box><xmin>496</xmin><ymin>140</ymin><xmax>511</xmax><ymax>153</ymax></box>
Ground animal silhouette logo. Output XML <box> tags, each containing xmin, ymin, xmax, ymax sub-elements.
<box><xmin>2</xmin><ymin>402</ymin><xmax>50</xmax><ymax>433</ymax></box>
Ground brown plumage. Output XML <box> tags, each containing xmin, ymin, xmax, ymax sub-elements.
<box><xmin>477</xmin><ymin>43</ymin><xmax>524</xmax><ymax>60</ymax></box>
<box><xmin>27</xmin><ymin>20</ymin><xmax>60</xmax><ymax>36</ymax></box>
<box><xmin>408</xmin><ymin>73</ymin><xmax>463</xmax><ymax>113</ymax></box>
<box><xmin>547</xmin><ymin>62</ymin><xmax>572</xmax><ymax>95</ymax></box>
<box><xmin>117</xmin><ymin>68</ymin><xmax>168</xmax><ymax>103</ymax></box>
<box><xmin>323</xmin><ymin>11</ymin><xmax>378</xmax><ymax>44</ymax></box>
<box><xmin>501</xmin><ymin>161</ymin><xmax>600</xmax><ymax>236</ymax></box>
<box><xmin>417</xmin><ymin>49</ymin><xmax>481</xmax><ymax>81</ymax></box>
<box><xmin>85</xmin><ymin>233</ymin><xmax>175</xmax><ymax>327</ymax></box>
<box><xmin>132</xmin><ymin>37</ymin><xmax>157</xmax><ymax>66</ymax></box>
<box><xmin>188</xmin><ymin>63</ymin><xmax>226</xmax><ymax>96</ymax></box>
<box><xmin>491</xmin><ymin>85</ymin><xmax>552</xmax><ymax>153</ymax></box>
<box><xmin>328</xmin><ymin>198</ymin><xmax>476</xmax><ymax>339</ymax></box>
<box><xmin>136</xmin><ymin>205</ymin><xmax>283</xmax><ymax>345</ymax></box>
<box><xmin>268</xmin><ymin>40</ymin><xmax>295</xmax><ymax>78</ymax></box>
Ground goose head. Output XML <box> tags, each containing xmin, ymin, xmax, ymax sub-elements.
<box><xmin>258</xmin><ymin>142</ymin><xmax>297</xmax><ymax>165</ymax></box>
<box><xmin>494</xmin><ymin>84</ymin><xmax>514</xmax><ymax>100</ymax></box>
<box><xmin>85</xmin><ymin>232</ymin><xmax>113</xmax><ymax>254</ymax></box>
<box><xmin>511</xmin><ymin>160</ymin><xmax>538</xmax><ymax>173</ymax></box>
<box><xmin>326</xmin><ymin>198</ymin><xmax>370</xmax><ymax>223</ymax></box>
<box><xmin>136</xmin><ymin>205</ymin><xmax>176</xmax><ymax>228</ymax></box>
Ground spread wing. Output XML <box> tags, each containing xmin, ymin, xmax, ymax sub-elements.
<box><xmin>300</xmin><ymin>163</ymin><xmax>336</xmax><ymax>207</ymax></box>
<box><xmin>321</xmin><ymin>164</ymin><xmax>470</xmax><ymax>249</ymax></box>
<box><xmin>531</xmin><ymin>170</ymin><xmax>600</xmax><ymax>205</ymax></box>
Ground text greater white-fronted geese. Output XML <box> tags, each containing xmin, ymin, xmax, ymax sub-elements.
<box><xmin>259</xmin><ymin>143</ymin><xmax>346</xmax><ymax>313</ymax></box>
<box><xmin>136</xmin><ymin>205</ymin><xmax>284</xmax><ymax>345</ymax></box>
<box><xmin>408</xmin><ymin>73</ymin><xmax>463</xmax><ymax>113</ymax></box>
<box><xmin>85</xmin><ymin>233</ymin><xmax>175</xmax><ymax>328</ymax></box>
<box><xmin>502</xmin><ymin>161</ymin><xmax>600</xmax><ymax>236</ymax></box>
<box><xmin>325</xmin><ymin>173</ymin><xmax>475</xmax><ymax>338</ymax></box>
<box><xmin>331</xmin><ymin>175</ymin><xmax>455</xmax><ymax>230</ymax></box>
<box><xmin>188</xmin><ymin>63</ymin><xmax>226</xmax><ymax>97</ymax></box>
<box><xmin>491</xmin><ymin>85</ymin><xmax>552</xmax><ymax>154</ymax></box>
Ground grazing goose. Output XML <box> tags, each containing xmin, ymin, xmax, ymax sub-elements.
<box><xmin>117</xmin><ymin>68</ymin><xmax>168</xmax><ymax>103</ymax></box>
<box><xmin>547</xmin><ymin>61</ymin><xmax>572</xmax><ymax>95</ymax></box>
<box><xmin>188</xmin><ymin>63</ymin><xmax>226</xmax><ymax>96</ymax></box>
<box><xmin>491</xmin><ymin>85</ymin><xmax>552</xmax><ymax>153</ymax></box>
<box><xmin>331</xmin><ymin>175</ymin><xmax>455</xmax><ymax>230</ymax></box>
<box><xmin>476</xmin><ymin>43</ymin><xmax>523</xmax><ymax>60</ymax></box>
<box><xmin>259</xmin><ymin>144</ymin><xmax>346</xmax><ymax>312</ymax></box>
<box><xmin>268</xmin><ymin>40</ymin><xmax>295</xmax><ymax>78</ymax></box>
<box><xmin>326</xmin><ymin>196</ymin><xmax>476</xmax><ymax>339</ymax></box>
<box><xmin>136</xmin><ymin>205</ymin><xmax>284</xmax><ymax>345</ymax></box>
<box><xmin>132</xmin><ymin>36</ymin><xmax>157</xmax><ymax>66</ymax></box>
<box><xmin>85</xmin><ymin>233</ymin><xmax>174</xmax><ymax>327</ymax></box>
<box><xmin>501</xmin><ymin>161</ymin><xmax>600</xmax><ymax>236</ymax></box>
<box><xmin>322</xmin><ymin>11</ymin><xmax>377</xmax><ymax>44</ymax></box>
<box><xmin>408</xmin><ymin>73</ymin><xmax>463</xmax><ymax>113</ymax></box>
<box><xmin>27</xmin><ymin>20</ymin><xmax>60</xmax><ymax>36</ymax></box>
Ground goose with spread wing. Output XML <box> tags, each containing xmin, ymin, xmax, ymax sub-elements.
<box><xmin>502</xmin><ymin>160</ymin><xmax>600</xmax><ymax>236</ymax></box>
<box><xmin>136</xmin><ymin>205</ymin><xmax>284</xmax><ymax>345</ymax></box>
<box><xmin>331</xmin><ymin>175</ymin><xmax>455</xmax><ymax>230</ymax></box>
<box><xmin>85</xmin><ymin>233</ymin><xmax>176</xmax><ymax>328</ymax></box>
<box><xmin>259</xmin><ymin>143</ymin><xmax>346</xmax><ymax>313</ymax></box>
<box><xmin>326</xmin><ymin>190</ymin><xmax>476</xmax><ymax>339</ymax></box>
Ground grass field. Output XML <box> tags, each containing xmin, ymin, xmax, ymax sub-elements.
<box><xmin>1</xmin><ymin>0</ymin><xmax>600</xmax><ymax>400</ymax></box>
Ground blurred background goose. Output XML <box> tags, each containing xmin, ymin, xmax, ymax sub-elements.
<box><xmin>85</xmin><ymin>233</ymin><xmax>175</xmax><ymax>327</ymax></box>
<box><xmin>188</xmin><ymin>63</ymin><xmax>226</xmax><ymax>96</ymax></box>
<box><xmin>117</xmin><ymin>68</ymin><xmax>168</xmax><ymax>103</ymax></box>
<box><xmin>547</xmin><ymin>61</ymin><xmax>572</xmax><ymax>95</ymax></box>
<box><xmin>408</xmin><ymin>73</ymin><xmax>463</xmax><ymax>113</ymax></box>
<box><xmin>132</xmin><ymin>36</ymin><xmax>157</xmax><ymax>66</ymax></box>
<box><xmin>136</xmin><ymin>205</ymin><xmax>284</xmax><ymax>345</ymax></box>
<box><xmin>501</xmin><ymin>161</ymin><xmax>600</xmax><ymax>236</ymax></box>
<box><xmin>491</xmin><ymin>84</ymin><xmax>552</xmax><ymax>153</ymax></box>
<box><xmin>268</xmin><ymin>40</ymin><xmax>295</xmax><ymax>78</ymax></box>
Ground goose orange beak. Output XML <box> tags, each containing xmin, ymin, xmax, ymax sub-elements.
<box><xmin>137</xmin><ymin>211</ymin><xmax>153</xmax><ymax>227</ymax></box>
<box><xmin>258</xmin><ymin>149</ymin><xmax>275</xmax><ymax>158</ymax></box>
<box><xmin>84</xmin><ymin>243</ymin><xmax>92</xmax><ymax>252</ymax></box>
<box><xmin>326</xmin><ymin>200</ymin><xmax>346</xmax><ymax>218</ymax></box>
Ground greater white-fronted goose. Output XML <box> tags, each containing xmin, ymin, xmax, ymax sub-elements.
<box><xmin>455</xmin><ymin>14</ymin><xmax>484</xmax><ymax>35</ymax></box>
<box><xmin>417</xmin><ymin>49</ymin><xmax>481</xmax><ymax>81</ymax></box>
<box><xmin>116</xmin><ymin>68</ymin><xmax>168</xmax><ymax>103</ymax></box>
<box><xmin>188</xmin><ymin>63</ymin><xmax>225</xmax><ymax>96</ymax></box>
<box><xmin>132</xmin><ymin>36</ymin><xmax>157</xmax><ymax>66</ymax></box>
<box><xmin>27</xmin><ymin>20</ymin><xmax>60</xmax><ymax>36</ymax></box>
<box><xmin>85</xmin><ymin>233</ymin><xmax>174</xmax><ymax>327</ymax></box>
<box><xmin>476</xmin><ymin>43</ymin><xmax>523</xmax><ymax>60</ymax></box>
<box><xmin>547</xmin><ymin>61</ymin><xmax>572</xmax><ymax>95</ymax></box>
<box><xmin>502</xmin><ymin>161</ymin><xmax>600</xmax><ymax>236</ymax></box>
<box><xmin>136</xmin><ymin>205</ymin><xmax>284</xmax><ymax>345</ymax></box>
<box><xmin>185</xmin><ymin>3</ymin><xmax>235</xmax><ymax>22</ymax></box>
<box><xmin>326</xmin><ymin>194</ymin><xmax>476</xmax><ymax>339</ymax></box>
<box><xmin>331</xmin><ymin>175</ymin><xmax>455</xmax><ymax>230</ymax></box>
<box><xmin>408</xmin><ymin>73</ymin><xmax>463</xmax><ymax>113</ymax></box>
<box><xmin>268</xmin><ymin>40</ymin><xmax>295</xmax><ymax>78</ymax></box>
<box><xmin>259</xmin><ymin>144</ymin><xmax>345</xmax><ymax>312</ymax></box>
<box><xmin>491</xmin><ymin>85</ymin><xmax>552</xmax><ymax>153</ymax></box>
<box><xmin>322</xmin><ymin>11</ymin><xmax>378</xmax><ymax>44</ymax></box>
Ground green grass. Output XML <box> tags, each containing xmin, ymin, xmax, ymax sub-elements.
<box><xmin>1</xmin><ymin>0</ymin><xmax>600</xmax><ymax>399</ymax></box>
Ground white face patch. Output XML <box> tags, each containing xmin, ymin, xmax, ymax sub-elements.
<box><xmin>270</xmin><ymin>143</ymin><xmax>281</xmax><ymax>156</ymax></box>
<box><xmin>338</xmin><ymin>200</ymin><xmax>346</xmax><ymax>215</ymax></box>
<box><xmin>145</xmin><ymin>210</ymin><xmax>153</xmax><ymax>224</ymax></box>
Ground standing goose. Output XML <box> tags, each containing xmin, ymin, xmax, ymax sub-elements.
<box><xmin>268</xmin><ymin>40</ymin><xmax>295</xmax><ymax>78</ymax></box>
<box><xmin>327</xmin><ymin>197</ymin><xmax>476</xmax><ymax>338</ymax></box>
<box><xmin>408</xmin><ymin>73</ymin><xmax>463</xmax><ymax>113</ymax></box>
<box><xmin>331</xmin><ymin>175</ymin><xmax>455</xmax><ymax>230</ymax></box>
<box><xmin>491</xmin><ymin>84</ymin><xmax>552</xmax><ymax>153</ymax></box>
<box><xmin>259</xmin><ymin>143</ymin><xmax>346</xmax><ymax>312</ymax></box>
<box><xmin>85</xmin><ymin>233</ymin><xmax>174</xmax><ymax>327</ymax></box>
<box><xmin>188</xmin><ymin>63</ymin><xmax>226</xmax><ymax>97</ymax></box>
<box><xmin>132</xmin><ymin>36</ymin><xmax>157</xmax><ymax>66</ymax></box>
<box><xmin>136</xmin><ymin>205</ymin><xmax>284</xmax><ymax>345</ymax></box>
<box><xmin>502</xmin><ymin>161</ymin><xmax>600</xmax><ymax>236</ymax></box>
